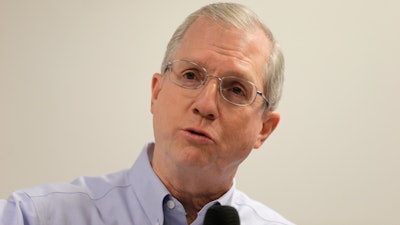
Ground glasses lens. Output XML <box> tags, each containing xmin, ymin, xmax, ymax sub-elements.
<box><xmin>168</xmin><ymin>60</ymin><xmax>206</xmax><ymax>89</ymax></box>
<box><xmin>220</xmin><ymin>76</ymin><xmax>257</xmax><ymax>105</ymax></box>
<box><xmin>166</xmin><ymin>60</ymin><xmax>262</xmax><ymax>107</ymax></box>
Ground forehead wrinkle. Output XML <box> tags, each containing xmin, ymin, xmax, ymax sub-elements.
<box><xmin>215</xmin><ymin>32</ymin><xmax>269</xmax><ymax>82</ymax></box>
<box><xmin>206</xmin><ymin>47</ymin><xmax>255</xmax><ymax>79</ymax></box>
<box><xmin>175</xmin><ymin>16</ymin><xmax>269</xmax><ymax>87</ymax></box>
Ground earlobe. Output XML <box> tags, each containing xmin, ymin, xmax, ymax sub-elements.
<box><xmin>253</xmin><ymin>111</ymin><xmax>280</xmax><ymax>149</ymax></box>
<box><xmin>151</xmin><ymin>73</ymin><xmax>163</xmax><ymax>114</ymax></box>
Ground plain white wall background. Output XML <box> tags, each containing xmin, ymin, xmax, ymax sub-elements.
<box><xmin>1</xmin><ymin>0</ymin><xmax>399</xmax><ymax>224</ymax></box>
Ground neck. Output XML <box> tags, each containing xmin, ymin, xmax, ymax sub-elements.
<box><xmin>151</xmin><ymin>150</ymin><xmax>236</xmax><ymax>224</ymax></box>
<box><xmin>169</xmin><ymin>183</ymin><xmax>230</xmax><ymax>224</ymax></box>
<box><xmin>162</xmin><ymin>177</ymin><xmax>232</xmax><ymax>224</ymax></box>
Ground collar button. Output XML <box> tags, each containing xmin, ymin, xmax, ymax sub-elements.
<box><xmin>167</xmin><ymin>199</ymin><xmax>176</xmax><ymax>209</ymax></box>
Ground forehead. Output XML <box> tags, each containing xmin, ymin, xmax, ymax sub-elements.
<box><xmin>174</xmin><ymin>16</ymin><xmax>271</xmax><ymax>85</ymax></box>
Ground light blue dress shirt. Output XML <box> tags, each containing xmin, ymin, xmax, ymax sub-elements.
<box><xmin>0</xmin><ymin>143</ymin><xmax>294</xmax><ymax>225</ymax></box>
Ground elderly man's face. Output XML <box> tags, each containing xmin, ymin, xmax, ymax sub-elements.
<box><xmin>150</xmin><ymin>16</ymin><xmax>279</xmax><ymax>177</ymax></box>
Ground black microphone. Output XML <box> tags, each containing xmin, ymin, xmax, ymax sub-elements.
<box><xmin>203</xmin><ymin>205</ymin><xmax>240</xmax><ymax>225</ymax></box>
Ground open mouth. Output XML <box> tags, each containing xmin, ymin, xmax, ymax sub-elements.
<box><xmin>188</xmin><ymin>129</ymin><xmax>207</xmax><ymax>137</ymax></box>
<box><xmin>185</xmin><ymin>128</ymin><xmax>213</xmax><ymax>142</ymax></box>
<box><xmin>183</xmin><ymin>128</ymin><xmax>215</xmax><ymax>144</ymax></box>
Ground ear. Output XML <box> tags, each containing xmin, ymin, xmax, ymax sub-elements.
<box><xmin>253</xmin><ymin>111</ymin><xmax>280</xmax><ymax>149</ymax></box>
<box><xmin>151</xmin><ymin>73</ymin><xmax>163</xmax><ymax>114</ymax></box>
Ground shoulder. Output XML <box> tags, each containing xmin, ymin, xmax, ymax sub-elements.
<box><xmin>20</xmin><ymin>169</ymin><xmax>131</xmax><ymax>200</ymax></box>
<box><xmin>232</xmin><ymin>189</ymin><xmax>295</xmax><ymax>225</ymax></box>
<box><xmin>5</xmin><ymin>169</ymin><xmax>134</xmax><ymax>224</ymax></box>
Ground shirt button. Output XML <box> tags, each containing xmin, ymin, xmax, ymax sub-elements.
<box><xmin>167</xmin><ymin>199</ymin><xmax>175</xmax><ymax>209</ymax></box>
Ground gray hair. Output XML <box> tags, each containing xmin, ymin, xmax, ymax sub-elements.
<box><xmin>161</xmin><ymin>3</ymin><xmax>284</xmax><ymax>111</ymax></box>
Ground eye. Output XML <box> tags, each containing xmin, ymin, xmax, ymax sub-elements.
<box><xmin>182</xmin><ymin>71</ymin><xmax>198</xmax><ymax>80</ymax></box>
<box><xmin>180</xmin><ymin>68</ymin><xmax>203</xmax><ymax>82</ymax></box>
<box><xmin>224</xmin><ymin>81</ymin><xmax>248</xmax><ymax>97</ymax></box>
<box><xmin>231</xmin><ymin>86</ymin><xmax>245</xmax><ymax>96</ymax></box>
<box><xmin>177</xmin><ymin>68</ymin><xmax>204</xmax><ymax>88</ymax></box>
<box><xmin>221</xmin><ymin>77</ymin><xmax>254</xmax><ymax>104</ymax></box>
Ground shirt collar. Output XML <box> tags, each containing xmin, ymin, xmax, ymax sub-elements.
<box><xmin>129</xmin><ymin>142</ymin><xmax>237</xmax><ymax>225</ymax></box>
<box><xmin>129</xmin><ymin>143</ymin><xmax>169</xmax><ymax>225</ymax></box>
<box><xmin>196</xmin><ymin>180</ymin><xmax>236</xmax><ymax>220</ymax></box>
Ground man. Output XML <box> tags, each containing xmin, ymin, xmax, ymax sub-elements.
<box><xmin>0</xmin><ymin>3</ymin><xmax>294</xmax><ymax>225</ymax></box>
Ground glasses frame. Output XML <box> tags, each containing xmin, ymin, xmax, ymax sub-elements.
<box><xmin>163</xmin><ymin>59</ymin><xmax>270</xmax><ymax>108</ymax></box>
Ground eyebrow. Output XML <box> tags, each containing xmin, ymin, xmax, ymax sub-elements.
<box><xmin>188</xmin><ymin>58</ymin><xmax>256</xmax><ymax>83</ymax></box>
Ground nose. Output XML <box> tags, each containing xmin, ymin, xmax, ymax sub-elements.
<box><xmin>191</xmin><ymin>77</ymin><xmax>220</xmax><ymax>120</ymax></box>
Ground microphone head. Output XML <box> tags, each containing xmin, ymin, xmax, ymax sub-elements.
<box><xmin>203</xmin><ymin>205</ymin><xmax>240</xmax><ymax>225</ymax></box>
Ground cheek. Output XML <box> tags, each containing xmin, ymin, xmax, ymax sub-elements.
<box><xmin>153</xmin><ymin>83</ymin><xmax>179</xmax><ymax>115</ymax></box>
<box><xmin>221</xmin><ymin>114</ymin><xmax>262</xmax><ymax>151</ymax></box>
<box><xmin>153</xmin><ymin>86</ymin><xmax>187</xmax><ymax>135</ymax></box>
<box><xmin>152</xmin><ymin>88</ymin><xmax>173</xmax><ymax>137</ymax></box>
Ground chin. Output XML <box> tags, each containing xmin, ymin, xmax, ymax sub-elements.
<box><xmin>177</xmin><ymin>147</ymin><xmax>211</xmax><ymax>167</ymax></box>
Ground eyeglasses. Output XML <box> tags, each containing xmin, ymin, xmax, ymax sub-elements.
<box><xmin>163</xmin><ymin>59</ymin><xmax>269</xmax><ymax>108</ymax></box>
